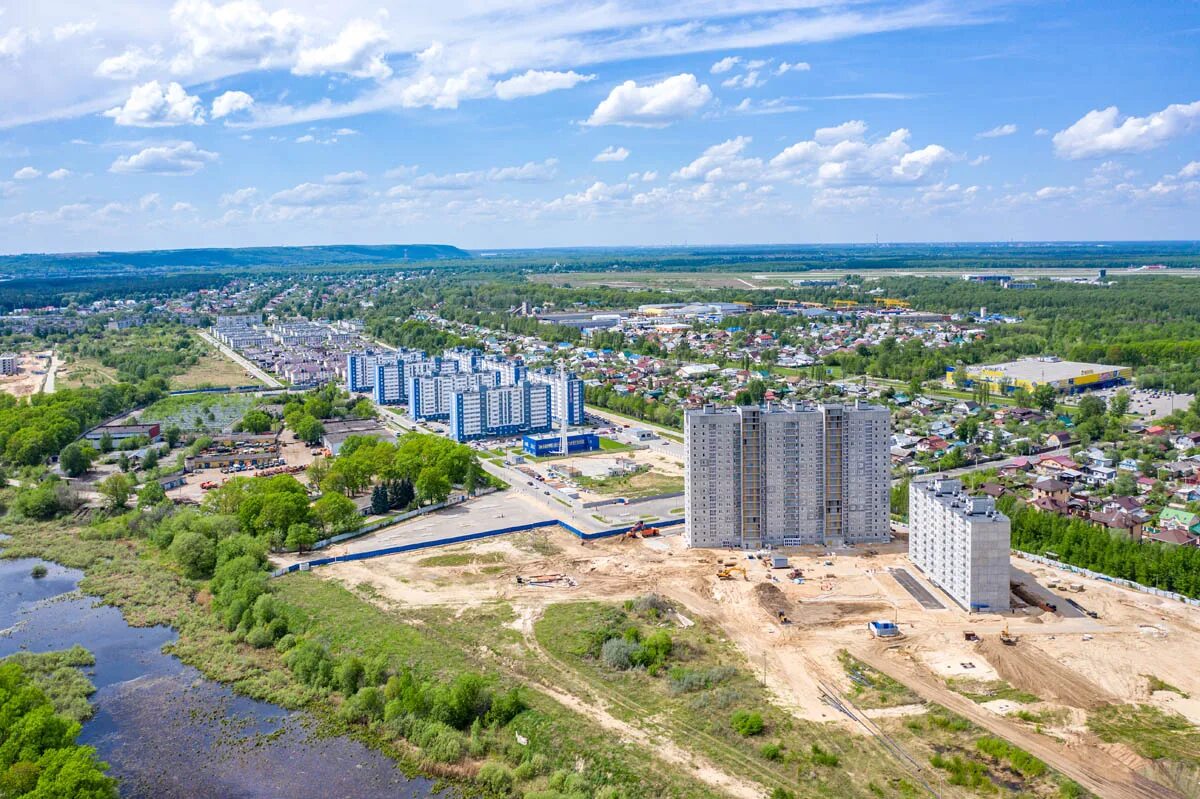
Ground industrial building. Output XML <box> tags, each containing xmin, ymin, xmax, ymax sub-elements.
<box><xmin>523</xmin><ymin>432</ymin><xmax>600</xmax><ymax>457</ymax></box>
<box><xmin>684</xmin><ymin>402</ymin><xmax>890</xmax><ymax>549</ymax></box>
<box><xmin>449</xmin><ymin>382</ymin><xmax>552</xmax><ymax>442</ymax></box>
<box><xmin>908</xmin><ymin>479</ymin><xmax>1011</xmax><ymax>613</ymax></box>
<box><xmin>946</xmin><ymin>356</ymin><xmax>1132</xmax><ymax>394</ymax></box>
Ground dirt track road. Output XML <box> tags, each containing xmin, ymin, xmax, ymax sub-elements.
<box><xmin>852</xmin><ymin>644</ymin><xmax>1183</xmax><ymax>799</ymax></box>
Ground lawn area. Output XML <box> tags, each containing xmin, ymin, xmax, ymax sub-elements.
<box><xmin>140</xmin><ymin>392</ymin><xmax>258</xmax><ymax>432</ymax></box>
<box><xmin>56</xmin><ymin>357</ymin><xmax>120</xmax><ymax>389</ymax></box>
<box><xmin>598</xmin><ymin>436</ymin><xmax>635</xmax><ymax>453</ymax></box>
<box><xmin>171</xmin><ymin>334</ymin><xmax>264</xmax><ymax>388</ymax></box>
<box><xmin>576</xmin><ymin>465</ymin><xmax>683</xmax><ymax>498</ymax></box>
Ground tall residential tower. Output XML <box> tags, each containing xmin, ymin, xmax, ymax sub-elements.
<box><xmin>684</xmin><ymin>402</ymin><xmax>890</xmax><ymax>549</ymax></box>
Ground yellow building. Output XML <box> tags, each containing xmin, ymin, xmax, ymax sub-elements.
<box><xmin>947</xmin><ymin>357</ymin><xmax>1132</xmax><ymax>394</ymax></box>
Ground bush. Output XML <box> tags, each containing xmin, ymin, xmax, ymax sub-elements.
<box><xmin>810</xmin><ymin>744</ymin><xmax>840</xmax><ymax>767</ymax></box>
<box><xmin>731</xmin><ymin>709</ymin><xmax>764</xmax><ymax>737</ymax></box>
<box><xmin>601</xmin><ymin>638</ymin><xmax>639</xmax><ymax>670</ymax></box>
<box><xmin>668</xmin><ymin>665</ymin><xmax>737</xmax><ymax>694</ymax></box>
<box><xmin>477</xmin><ymin>761</ymin><xmax>514</xmax><ymax>795</ymax></box>
<box><xmin>631</xmin><ymin>593</ymin><xmax>672</xmax><ymax>616</ymax></box>
<box><xmin>342</xmin><ymin>686</ymin><xmax>386</xmax><ymax>723</ymax></box>
<box><xmin>759</xmin><ymin>742</ymin><xmax>783</xmax><ymax>761</ymax></box>
<box><xmin>170</xmin><ymin>530</ymin><xmax>216</xmax><ymax>579</ymax></box>
<box><xmin>425</xmin><ymin>728</ymin><xmax>466</xmax><ymax>763</ymax></box>
<box><xmin>30</xmin><ymin>564</ymin><xmax>48</xmax><ymax>579</ymax></box>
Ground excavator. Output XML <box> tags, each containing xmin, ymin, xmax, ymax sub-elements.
<box><xmin>621</xmin><ymin>520</ymin><xmax>660</xmax><ymax>541</ymax></box>
<box><xmin>717</xmin><ymin>566</ymin><xmax>748</xmax><ymax>581</ymax></box>
<box><xmin>999</xmin><ymin>622</ymin><xmax>1018</xmax><ymax>646</ymax></box>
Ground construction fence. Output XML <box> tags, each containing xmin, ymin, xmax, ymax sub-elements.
<box><xmin>1015</xmin><ymin>550</ymin><xmax>1200</xmax><ymax>608</ymax></box>
<box><xmin>271</xmin><ymin>517</ymin><xmax>684</xmax><ymax>578</ymax></box>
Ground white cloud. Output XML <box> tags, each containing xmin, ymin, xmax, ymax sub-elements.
<box><xmin>494</xmin><ymin>70</ymin><xmax>594</xmax><ymax>100</ymax></box>
<box><xmin>585</xmin><ymin>73</ymin><xmax>712</xmax><ymax>128</ymax></box>
<box><xmin>220</xmin><ymin>186</ymin><xmax>258</xmax><ymax>206</ymax></box>
<box><xmin>47</xmin><ymin>168</ymin><xmax>72</xmax><ymax>180</ymax></box>
<box><xmin>172</xmin><ymin>201</ymin><xmax>196</xmax><ymax>212</ymax></box>
<box><xmin>710</xmin><ymin>56</ymin><xmax>741</xmax><ymax>74</ymax></box>
<box><xmin>1053</xmin><ymin>100</ymin><xmax>1200</xmax><ymax>159</ymax></box>
<box><xmin>594</xmin><ymin>146</ymin><xmax>630</xmax><ymax>163</ymax></box>
<box><xmin>1179</xmin><ymin>161</ymin><xmax>1200</xmax><ymax>179</ymax></box>
<box><xmin>721</xmin><ymin>70</ymin><xmax>764</xmax><ymax>89</ymax></box>
<box><xmin>324</xmin><ymin>170</ymin><xmax>368</xmax><ymax>185</ymax></box>
<box><xmin>95</xmin><ymin>47</ymin><xmax>160</xmax><ymax>79</ymax></box>
<box><xmin>269</xmin><ymin>181</ymin><xmax>362</xmax><ymax>206</ymax></box>
<box><xmin>169</xmin><ymin>0</ymin><xmax>307</xmax><ymax>74</ymax></box>
<box><xmin>733</xmin><ymin>97</ymin><xmax>802</xmax><ymax>115</ymax></box>
<box><xmin>0</xmin><ymin>27</ymin><xmax>30</xmax><ymax>60</ymax></box>
<box><xmin>293</xmin><ymin>18</ymin><xmax>391</xmax><ymax>80</ymax></box>
<box><xmin>488</xmin><ymin>159</ymin><xmax>558</xmax><ymax>182</ymax></box>
<box><xmin>104</xmin><ymin>81</ymin><xmax>205</xmax><ymax>127</ymax></box>
<box><xmin>776</xmin><ymin>61</ymin><xmax>810</xmax><ymax>75</ymax></box>
<box><xmin>969</xmin><ymin>155</ymin><xmax>989</xmax><ymax>167</ymax></box>
<box><xmin>139</xmin><ymin>192</ymin><xmax>162</xmax><ymax>211</ymax></box>
<box><xmin>673</xmin><ymin>136</ymin><xmax>763</xmax><ymax>183</ymax></box>
<box><xmin>976</xmin><ymin>123</ymin><xmax>1017</xmax><ymax>139</ymax></box>
<box><xmin>53</xmin><ymin>21</ymin><xmax>96</xmax><ymax>41</ymax></box>
<box><xmin>334</xmin><ymin>127</ymin><xmax>357</xmax><ymax>136</ymax></box>
<box><xmin>13</xmin><ymin>166</ymin><xmax>41</xmax><ymax>180</ymax></box>
<box><xmin>1034</xmin><ymin>128</ymin><xmax>1049</xmax><ymax>136</ymax></box>
<box><xmin>1034</xmin><ymin>185</ymin><xmax>1076</xmax><ymax>200</ymax></box>
<box><xmin>212</xmin><ymin>90</ymin><xmax>255</xmax><ymax>119</ymax></box>
<box><xmin>771</xmin><ymin>122</ymin><xmax>954</xmax><ymax>186</ymax></box>
<box><xmin>813</xmin><ymin>120</ymin><xmax>867</xmax><ymax>144</ymax></box>
<box><xmin>109</xmin><ymin>141</ymin><xmax>218</xmax><ymax>175</ymax></box>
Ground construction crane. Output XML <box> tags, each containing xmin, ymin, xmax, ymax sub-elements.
<box><xmin>775</xmin><ymin>299</ymin><xmax>799</xmax><ymax>309</ymax></box>
<box><xmin>717</xmin><ymin>566</ymin><xmax>748</xmax><ymax>581</ymax></box>
<box><xmin>832</xmin><ymin>299</ymin><xmax>858</xmax><ymax>310</ymax></box>
<box><xmin>873</xmin><ymin>298</ymin><xmax>911</xmax><ymax>309</ymax></box>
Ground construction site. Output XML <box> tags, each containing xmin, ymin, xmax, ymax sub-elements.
<box><xmin>303</xmin><ymin>524</ymin><xmax>1200</xmax><ymax>799</ymax></box>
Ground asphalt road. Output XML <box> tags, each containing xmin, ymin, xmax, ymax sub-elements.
<box><xmin>197</xmin><ymin>329</ymin><xmax>284</xmax><ymax>388</ymax></box>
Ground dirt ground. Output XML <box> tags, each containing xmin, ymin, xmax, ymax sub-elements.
<box><xmin>165</xmin><ymin>431</ymin><xmax>319</xmax><ymax>503</ymax></box>
<box><xmin>310</xmin><ymin>525</ymin><xmax>1200</xmax><ymax>797</ymax></box>
<box><xmin>0</xmin><ymin>351</ymin><xmax>51</xmax><ymax>397</ymax></box>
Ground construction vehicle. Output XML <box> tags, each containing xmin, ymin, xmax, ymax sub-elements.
<box><xmin>777</xmin><ymin>610</ymin><xmax>790</xmax><ymax>624</ymax></box>
<box><xmin>963</xmin><ymin>630</ymin><xmax>979</xmax><ymax>642</ymax></box>
<box><xmin>717</xmin><ymin>566</ymin><xmax>748</xmax><ymax>581</ymax></box>
<box><xmin>621</xmin><ymin>520</ymin><xmax>660</xmax><ymax>541</ymax></box>
<box><xmin>999</xmin><ymin>623</ymin><xmax>1018</xmax><ymax>646</ymax></box>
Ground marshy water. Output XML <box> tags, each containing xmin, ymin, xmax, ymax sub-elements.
<box><xmin>0</xmin><ymin>555</ymin><xmax>437</xmax><ymax>799</ymax></box>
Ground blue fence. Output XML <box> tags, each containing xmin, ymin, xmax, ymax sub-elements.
<box><xmin>272</xmin><ymin>517</ymin><xmax>684</xmax><ymax>577</ymax></box>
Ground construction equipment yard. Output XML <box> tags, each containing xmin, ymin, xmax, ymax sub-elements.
<box><xmin>299</xmin><ymin>527</ymin><xmax>1200</xmax><ymax>799</ymax></box>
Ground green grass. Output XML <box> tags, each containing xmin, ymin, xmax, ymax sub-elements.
<box><xmin>576</xmin><ymin>466</ymin><xmax>684</xmax><ymax>499</ymax></box>
<box><xmin>1145</xmin><ymin>674</ymin><xmax>1190</xmax><ymax>698</ymax></box>
<box><xmin>416</xmin><ymin>551</ymin><xmax>505</xmax><ymax>568</ymax></box>
<box><xmin>839</xmin><ymin>651</ymin><xmax>922</xmax><ymax>709</ymax></box>
<box><xmin>947</xmin><ymin>677</ymin><xmax>1040</xmax><ymax>705</ymax></box>
<box><xmin>1</xmin><ymin>646</ymin><xmax>97</xmax><ymax>722</ymax></box>
<box><xmin>1088</xmin><ymin>704</ymin><xmax>1200</xmax><ymax>763</ymax></box>
<box><xmin>598</xmin><ymin>437</ymin><xmax>635</xmax><ymax>453</ymax></box>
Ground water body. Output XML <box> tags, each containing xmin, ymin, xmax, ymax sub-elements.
<box><xmin>0</xmin><ymin>556</ymin><xmax>437</xmax><ymax>799</ymax></box>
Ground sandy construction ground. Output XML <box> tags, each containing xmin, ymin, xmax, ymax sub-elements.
<box><xmin>0</xmin><ymin>351</ymin><xmax>52</xmax><ymax>397</ymax></box>
<box><xmin>309</xmin><ymin>525</ymin><xmax>1200</xmax><ymax>797</ymax></box>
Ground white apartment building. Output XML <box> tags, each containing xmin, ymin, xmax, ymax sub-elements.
<box><xmin>684</xmin><ymin>402</ymin><xmax>890</xmax><ymax>549</ymax></box>
<box><xmin>0</xmin><ymin>353</ymin><xmax>18</xmax><ymax>376</ymax></box>
<box><xmin>528</xmin><ymin>367</ymin><xmax>585</xmax><ymax>425</ymax></box>
<box><xmin>909</xmin><ymin>478</ymin><xmax>1011</xmax><ymax>613</ymax></box>
<box><xmin>449</xmin><ymin>382</ymin><xmax>551</xmax><ymax>441</ymax></box>
<box><xmin>408</xmin><ymin>371</ymin><xmax>499</xmax><ymax>420</ymax></box>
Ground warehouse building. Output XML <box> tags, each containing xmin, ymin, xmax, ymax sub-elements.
<box><xmin>946</xmin><ymin>356</ymin><xmax>1131</xmax><ymax>395</ymax></box>
<box><xmin>523</xmin><ymin>432</ymin><xmax>600</xmax><ymax>457</ymax></box>
<box><xmin>909</xmin><ymin>479</ymin><xmax>1011</xmax><ymax>613</ymax></box>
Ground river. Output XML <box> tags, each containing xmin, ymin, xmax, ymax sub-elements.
<box><xmin>0</xmin><ymin>556</ymin><xmax>438</xmax><ymax>799</ymax></box>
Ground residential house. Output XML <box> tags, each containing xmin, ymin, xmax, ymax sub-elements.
<box><xmin>1032</xmin><ymin>478</ymin><xmax>1070</xmax><ymax>504</ymax></box>
<box><xmin>1046</xmin><ymin>431</ymin><xmax>1075</xmax><ymax>448</ymax></box>
<box><xmin>1157</xmin><ymin>507</ymin><xmax>1200</xmax><ymax>538</ymax></box>
<box><xmin>1173</xmin><ymin>432</ymin><xmax>1200</xmax><ymax>451</ymax></box>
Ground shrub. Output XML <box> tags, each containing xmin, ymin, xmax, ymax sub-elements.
<box><xmin>632</xmin><ymin>630</ymin><xmax>672</xmax><ymax>671</ymax></box>
<box><xmin>342</xmin><ymin>686</ymin><xmax>386</xmax><ymax>723</ymax></box>
<box><xmin>810</xmin><ymin>744</ymin><xmax>840</xmax><ymax>767</ymax></box>
<box><xmin>759</xmin><ymin>742</ymin><xmax>783</xmax><ymax>761</ymax></box>
<box><xmin>601</xmin><ymin>638</ymin><xmax>639</xmax><ymax>671</ymax></box>
<box><xmin>668</xmin><ymin>665</ymin><xmax>737</xmax><ymax>694</ymax></box>
<box><xmin>30</xmin><ymin>564</ymin><xmax>48</xmax><ymax>579</ymax></box>
<box><xmin>170</xmin><ymin>530</ymin><xmax>216</xmax><ymax>579</ymax></box>
<box><xmin>425</xmin><ymin>728</ymin><xmax>465</xmax><ymax>763</ymax></box>
<box><xmin>485</xmin><ymin>686</ymin><xmax>526</xmax><ymax>727</ymax></box>
<box><xmin>336</xmin><ymin>656</ymin><xmax>366</xmax><ymax>697</ymax></box>
<box><xmin>631</xmin><ymin>593</ymin><xmax>671</xmax><ymax>616</ymax></box>
<box><xmin>477</xmin><ymin>761</ymin><xmax>514</xmax><ymax>795</ymax></box>
<box><xmin>731</xmin><ymin>709</ymin><xmax>765</xmax><ymax>737</ymax></box>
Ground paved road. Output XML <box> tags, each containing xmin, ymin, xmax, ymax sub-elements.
<box><xmin>197</xmin><ymin>330</ymin><xmax>284</xmax><ymax>388</ymax></box>
<box><xmin>41</xmin><ymin>351</ymin><xmax>61</xmax><ymax>394</ymax></box>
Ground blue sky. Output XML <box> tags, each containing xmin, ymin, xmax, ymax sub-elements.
<box><xmin>0</xmin><ymin>1</ymin><xmax>1198</xmax><ymax>253</ymax></box>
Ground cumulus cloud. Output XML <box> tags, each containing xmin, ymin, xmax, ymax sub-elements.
<box><xmin>47</xmin><ymin>168</ymin><xmax>72</xmax><ymax>180</ymax></box>
<box><xmin>976</xmin><ymin>123</ymin><xmax>1017</xmax><ymax>138</ymax></box>
<box><xmin>0</xmin><ymin>27</ymin><xmax>30</xmax><ymax>60</ymax></box>
<box><xmin>710</xmin><ymin>56</ymin><xmax>741</xmax><ymax>74</ymax></box>
<box><xmin>172</xmin><ymin>201</ymin><xmax>197</xmax><ymax>212</ymax></box>
<box><xmin>673</xmin><ymin>136</ymin><xmax>763</xmax><ymax>183</ymax></box>
<box><xmin>776</xmin><ymin>61</ymin><xmax>810</xmax><ymax>75</ymax></box>
<box><xmin>109</xmin><ymin>141</ymin><xmax>218</xmax><ymax>175</ymax></box>
<box><xmin>212</xmin><ymin>90</ymin><xmax>255</xmax><ymax>119</ymax></box>
<box><xmin>722</xmin><ymin>71</ymin><xmax>764</xmax><ymax>89</ymax></box>
<box><xmin>168</xmin><ymin>0</ymin><xmax>307</xmax><ymax>73</ymax></box>
<box><xmin>594</xmin><ymin>146</ymin><xmax>630</xmax><ymax>163</ymax></box>
<box><xmin>584</xmin><ymin>74</ymin><xmax>712</xmax><ymax>127</ymax></box>
<box><xmin>53</xmin><ymin>21</ymin><xmax>96</xmax><ymax>41</ymax></box>
<box><xmin>1053</xmin><ymin>100</ymin><xmax>1200</xmax><ymax>159</ymax></box>
<box><xmin>1180</xmin><ymin>161</ymin><xmax>1200</xmax><ymax>179</ymax></box>
<box><xmin>487</xmin><ymin>159</ymin><xmax>558</xmax><ymax>182</ymax></box>
<box><xmin>104</xmin><ymin>81</ymin><xmax>205</xmax><ymax>127</ymax></box>
<box><xmin>494</xmin><ymin>70</ymin><xmax>594</xmax><ymax>100</ymax></box>
<box><xmin>771</xmin><ymin>122</ymin><xmax>954</xmax><ymax>186</ymax></box>
<box><xmin>293</xmin><ymin>18</ymin><xmax>391</xmax><ymax>80</ymax></box>
<box><xmin>269</xmin><ymin>181</ymin><xmax>362</xmax><ymax>206</ymax></box>
<box><xmin>95</xmin><ymin>47</ymin><xmax>160</xmax><ymax>79</ymax></box>
<box><xmin>324</xmin><ymin>170</ymin><xmax>368</xmax><ymax>184</ymax></box>
<box><xmin>220</xmin><ymin>186</ymin><xmax>258</xmax><ymax>206</ymax></box>
<box><xmin>13</xmin><ymin>167</ymin><xmax>41</xmax><ymax>180</ymax></box>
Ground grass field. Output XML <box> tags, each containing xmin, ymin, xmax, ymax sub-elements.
<box><xmin>140</xmin><ymin>392</ymin><xmax>257</xmax><ymax>432</ymax></box>
<box><xmin>56</xmin><ymin>357</ymin><xmax>120</xmax><ymax>390</ymax></box>
<box><xmin>576</xmin><ymin>466</ymin><xmax>683</xmax><ymax>498</ymax></box>
<box><xmin>171</xmin><ymin>334</ymin><xmax>264</xmax><ymax>389</ymax></box>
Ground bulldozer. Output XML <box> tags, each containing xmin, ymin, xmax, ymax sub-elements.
<box><xmin>717</xmin><ymin>566</ymin><xmax>748</xmax><ymax>581</ymax></box>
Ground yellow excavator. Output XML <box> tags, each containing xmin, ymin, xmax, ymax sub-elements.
<box><xmin>717</xmin><ymin>566</ymin><xmax>748</xmax><ymax>581</ymax></box>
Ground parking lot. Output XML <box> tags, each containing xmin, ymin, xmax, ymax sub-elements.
<box><xmin>1092</xmin><ymin>385</ymin><xmax>1194</xmax><ymax>419</ymax></box>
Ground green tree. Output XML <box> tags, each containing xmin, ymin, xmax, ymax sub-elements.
<box><xmin>416</xmin><ymin>467</ymin><xmax>452</xmax><ymax>506</ymax></box>
<box><xmin>170</xmin><ymin>530</ymin><xmax>216</xmax><ymax>579</ymax></box>
<box><xmin>58</xmin><ymin>443</ymin><xmax>94</xmax><ymax>478</ymax></box>
<box><xmin>284</xmin><ymin>522</ymin><xmax>319</xmax><ymax>553</ymax></box>
<box><xmin>241</xmin><ymin>409</ymin><xmax>274</xmax><ymax>434</ymax></box>
<box><xmin>312</xmin><ymin>491</ymin><xmax>360</xmax><ymax>534</ymax></box>
<box><xmin>137</xmin><ymin>479</ymin><xmax>167</xmax><ymax>508</ymax></box>
<box><xmin>1033</xmin><ymin>384</ymin><xmax>1057</xmax><ymax>412</ymax></box>
<box><xmin>97</xmin><ymin>432</ymin><xmax>113</xmax><ymax>454</ymax></box>
<box><xmin>1109</xmin><ymin>389</ymin><xmax>1131</xmax><ymax>418</ymax></box>
<box><xmin>97</xmin><ymin>473</ymin><xmax>133</xmax><ymax>510</ymax></box>
<box><xmin>369</xmin><ymin>484</ymin><xmax>390</xmax><ymax>515</ymax></box>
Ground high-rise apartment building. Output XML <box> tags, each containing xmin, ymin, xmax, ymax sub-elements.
<box><xmin>908</xmin><ymin>479</ymin><xmax>1011</xmax><ymax>612</ymax></box>
<box><xmin>408</xmin><ymin>371</ymin><xmax>500</xmax><ymax>421</ymax></box>
<box><xmin>449</xmin><ymin>382</ymin><xmax>551</xmax><ymax>441</ymax></box>
<box><xmin>529</xmin><ymin>367</ymin><xmax>585</xmax><ymax>425</ymax></box>
<box><xmin>684</xmin><ymin>402</ymin><xmax>890</xmax><ymax>549</ymax></box>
